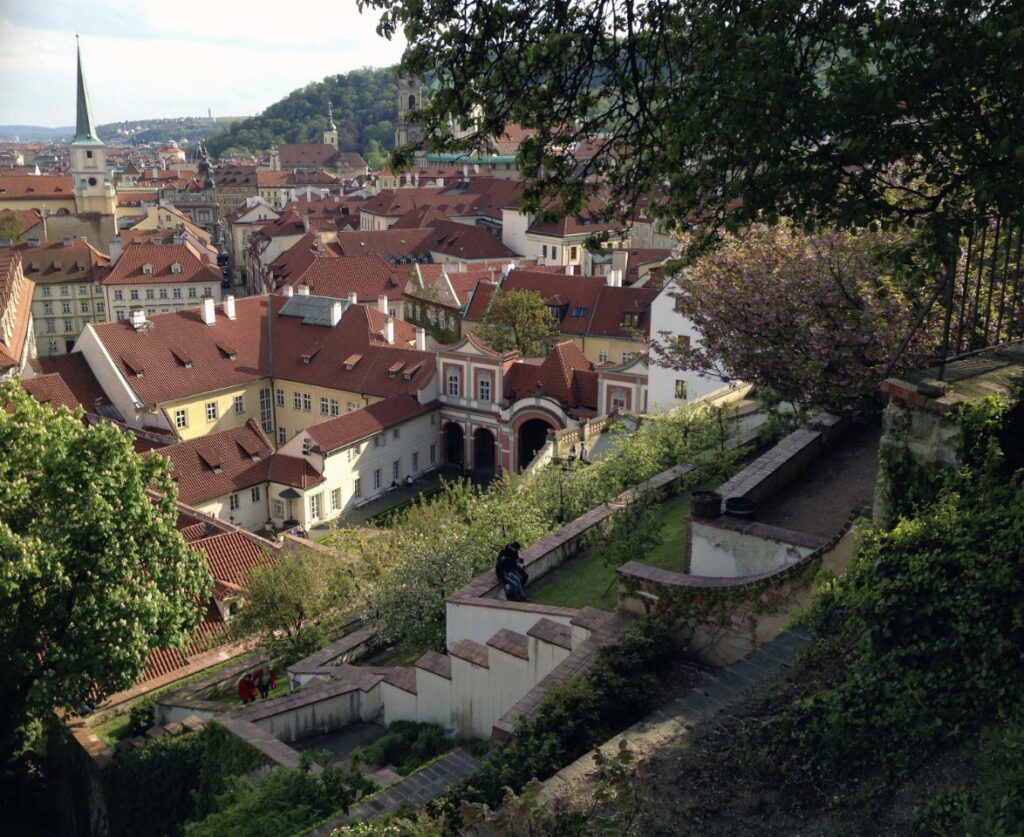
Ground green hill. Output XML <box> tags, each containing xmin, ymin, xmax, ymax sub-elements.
<box><xmin>205</xmin><ymin>67</ymin><xmax>398</xmax><ymax>161</ymax></box>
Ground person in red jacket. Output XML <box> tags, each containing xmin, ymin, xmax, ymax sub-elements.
<box><xmin>237</xmin><ymin>674</ymin><xmax>256</xmax><ymax>704</ymax></box>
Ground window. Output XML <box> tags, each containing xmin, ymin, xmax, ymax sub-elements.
<box><xmin>159</xmin><ymin>288</ymin><xmax>168</xmax><ymax>299</ymax></box>
<box><xmin>96</xmin><ymin>302</ymin><xmax>104</xmax><ymax>313</ymax></box>
<box><xmin>622</xmin><ymin>352</ymin><xmax>636</xmax><ymax>363</ymax></box>
<box><xmin>170</xmin><ymin>263</ymin><xmax>182</xmax><ymax>275</ymax></box>
<box><xmin>203</xmin><ymin>287</ymin><xmax>212</xmax><ymax>298</ymax></box>
<box><xmin>552</xmin><ymin>246</ymin><xmax>558</xmax><ymax>260</ymax></box>
<box><xmin>251</xmin><ymin>486</ymin><xmax>261</xmax><ymax>503</ymax></box>
<box><xmin>447</xmin><ymin>372</ymin><xmax>460</xmax><ymax>397</ymax></box>
<box><xmin>293</xmin><ymin>392</ymin><xmax>302</xmax><ymax>410</ymax></box>
<box><xmin>353</xmin><ymin>477</ymin><xmax>362</xmax><ymax>498</ymax></box>
<box><xmin>229</xmin><ymin>493</ymin><xmax>240</xmax><ymax>511</ymax></box>
<box><xmin>611</xmin><ymin>388</ymin><xmax>628</xmax><ymax>410</ymax></box>
<box><xmin>79</xmin><ymin>285</ymin><xmax>88</xmax><ymax>296</ymax></box>
<box><xmin>320</xmin><ymin>396</ymin><xmax>330</xmax><ymax>416</ymax></box>
<box><xmin>43</xmin><ymin>302</ymin><xmax>53</xmax><ymax>315</ymax></box>
<box><xmin>389</xmin><ymin>307</ymin><xmax>397</xmax><ymax>318</ymax></box>
<box><xmin>302</xmin><ymin>393</ymin><xmax>312</xmax><ymax>412</ymax></box>
<box><xmin>260</xmin><ymin>388</ymin><xmax>273</xmax><ymax>432</ymax></box>
<box><xmin>47</xmin><ymin>339</ymin><xmax>58</xmax><ymax>353</ymax></box>
<box><xmin>64</xmin><ymin>320</ymin><xmax>73</xmax><ymax>333</ymax></box>
<box><xmin>302</xmin><ymin>437</ymin><xmax>313</xmax><ymax>455</ymax></box>
<box><xmin>173</xmin><ymin>287</ymin><xmax>182</xmax><ymax>299</ymax></box>
<box><xmin>570</xmin><ymin>306</ymin><xmax>588</xmax><ymax>318</ymax></box>
<box><xmin>278</xmin><ymin>427</ymin><xmax>287</xmax><ymax>445</ymax></box>
<box><xmin>234</xmin><ymin>394</ymin><xmax>245</xmax><ymax>415</ymax></box>
<box><xmin>430</xmin><ymin>443</ymin><xmax>436</xmax><ymax>465</ymax></box>
<box><xmin>115</xmin><ymin>311</ymin><xmax>125</xmax><ymax>322</ymax></box>
<box><xmin>373</xmin><ymin>435</ymin><xmax>384</xmax><ymax>449</ymax></box>
<box><xmin>346</xmin><ymin>401</ymin><xmax>358</xmax><ymax>412</ymax></box>
<box><xmin>309</xmin><ymin>493</ymin><xmax>322</xmax><ymax>521</ymax></box>
<box><xmin>478</xmin><ymin>377</ymin><xmax>491</xmax><ymax>402</ymax></box>
<box><xmin>330</xmin><ymin>488</ymin><xmax>341</xmax><ymax>511</ymax></box>
<box><xmin>674</xmin><ymin>379</ymin><xmax>688</xmax><ymax>400</ymax></box>
<box><xmin>598</xmin><ymin>351</ymin><xmax>608</xmax><ymax>363</ymax></box>
<box><xmin>272</xmin><ymin>499</ymin><xmax>285</xmax><ymax>517</ymax></box>
<box><xmin>412</xmin><ymin>451</ymin><xmax>419</xmax><ymax>471</ymax></box>
<box><xmin>276</xmin><ymin>388</ymin><xmax>284</xmax><ymax>407</ymax></box>
<box><xmin>145</xmin><ymin>288</ymin><xmax>154</xmax><ymax>300</ymax></box>
<box><xmin>570</xmin><ymin>246</ymin><xmax>578</xmax><ymax>260</ymax></box>
<box><xmin>80</xmin><ymin>301</ymin><xmax>90</xmax><ymax>314</ymax></box>
<box><xmin>42</xmin><ymin>287</ymin><xmax>51</xmax><ymax>297</ymax></box>
<box><xmin>46</xmin><ymin>319</ymin><xmax>56</xmax><ymax>332</ymax></box>
<box><xmin>61</xmin><ymin>302</ymin><xmax>71</xmax><ymax>314</ymax></box>
<box><xmin>130</xmin><ymin>289</ymin><xmax>139</xmax><ymax>300</ymax></box>
<box><xmin>329</xmin><ymin>398</ymin><xmax>339</xmax><ymax>416</ymax></box>
<box><xmin>392</xmin><ymin>460</ymin><xmax>400</xmax><ymax>483</ymax></box>
<box><xmin>392</xmin><ymin>428</ymin><xmax>400</xmax><ymax>440</ymax></box>
<box><xmin>188</xmin><ymin>287</ymin><xmax>197</xmax><ymax>298</ymax></box>
<box><xmin>373</xmin><ymin>469</ymin><xmax>381</xmax><ymax>491</ymax></box>
<box><xmin>113</xmin><ymin>290</ymin><xmax>123</xmax><ymax>301</ymax></box>
<box><xmin>542</xmin><ymin>245</ymin><xmax>548</xmax><ymax>258</ymax></box>
<box><xmin>205</xmin><ymin>401</ymin><xmax>218</xmax><ymax>422</ymax></box>
<box><xmin>60</xmin><ymin>285</ymin><xmax>69</xmax><ymax>296</ymax></box>
<box><xmin>621</xmin><ymin>312</ymin><xmax>642</xmax><ymax>328</ymax></box>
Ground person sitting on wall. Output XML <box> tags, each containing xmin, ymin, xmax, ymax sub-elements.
<box><xmin>568</xmin><ymin>445</ymin><xmax>577</xmax><ymax>463</ymax></box>
<box><xmin>496</xmin><ymin>541</ymin><xmax>528</xmax><ymax>602</ymax></box>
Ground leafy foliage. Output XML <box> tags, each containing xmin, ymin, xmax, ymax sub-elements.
<box><xmin>449</xmin><ymin>619</ymin><xmax>673</xmax><ymax>810</ymax></box>
<box><xmin>352</xmin><ymin>721</ymin><xmax>447</xmax><ymax>776</ymax></box>
<box><xmin>476</xmin><ymin>289</ymin><xmax>562</xmax><ymax>357</ymax></box>
<box><xmin>656</xmin><ymin>224</ymin><xmax>940</xmax><ymax>413</ymax></box>
<box><xmin>0</xmin><ymin>211</ymin><xmax>24</xmax><ymax>240</ymax></box>
<box><xmin>206</xmin><ymin>68</ymin><xmax>397</xmax><ymax>158</ymax></box>
<box><xmin>0</xmin><ymin>383</ymin><xmax>211</xmax><ymax>756</ymax></box>
<box><xmin>232</xmin><ymin>546</ymin><xmax>357</xmax><ymax>663</ymax></box>
<box><xmin>365</xmin><ymin>0</ymin><xmax>1024</xmax><ymax>267</ymax></box>
<box><xmin>184</xmin><ymin>751</ymin><xmax>374</xmax><ymax>837</ymax></box>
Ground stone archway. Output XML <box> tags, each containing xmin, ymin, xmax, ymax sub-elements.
<box><xmin>444</xmin><ymin>422</ymin><xmax>465</xmax><ymax>467</ymax></box>
<box><xmin>517</xmin><ymin>418</ymin><xmax>554</xmax><ymax>470</ymax></box>
<box><xmin>473</xmin><ymin>428</ymin><xmax>497</xmax><ymax>474</ymax></box>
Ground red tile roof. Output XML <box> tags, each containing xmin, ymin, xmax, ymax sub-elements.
<box><xmin>2</xmin><ymin>238</ymin><xmax>109</xmax><ymax>284</ymax></box>
<box><xmin>528</xmin><ymin>194</ymin><xmax>624</xmax><ymax>237</ymax></box>
<box><xmin>0</xmin><ymin>254</ymin><xmax>34</xmax><ymax>371</ymax></box>
<box><xmin>276</xmin><ymin>143</ymin><xmax>338</xmax><ymax>168</ymax></box>
<box><xmin>103</xmin><ymin>242</ymin><xmax>222</xmax><ymax>286</ymax></box>
<box><xmin>306</xmin><ymin>393</ymin><xmax>436</xmax><ymax>453</ymax></box>
<box><xmin>22</xmin><ymin>373</ymin><xmax>81</xmax><ymax>411</ymax></box>
<box><xmin>0</xmin><ymin>175</ymin><xmax>74</xmax><ymax>200</ymax></box>
<box><xmin>285</xmin><ymin>254</ymin><xmax>404</xmax><ymax>301</ymax></box>
<box><xmin>35</xmin><ymin>353</ymin><xmax>110</xmax><ymax>413</ymax></box>
<box><xmin>267</xmin><ymin>454</ymin><xmax>324</xmax><ymax>489</ymax></box>
<box><xmin>332</xmin><ymin>228</ymin><xmax>435</xmax><ymax>260</ymax></box>
<box><xmin>90</xmin><ymin>296</ymin><xmax>435</xmax><ymax>406</ymax></box>
<box><xmin>195</xmin><ymin>530</ymin><xmax>277</xmax><ymax>590</ymax></box>
<box><xmin>504</xmin><ymin>341</ymin><xmax>597</xmax><ymax>409</ymax></box>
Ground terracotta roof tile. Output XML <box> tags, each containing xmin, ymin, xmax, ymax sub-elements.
<box><xmin>414</xmin><ymin>650</ymin><xmax>452</xmax><ymax>679</ymax></box>
<box><xmin>0</xmin><ymin>175</ymin><xmax>74</xmax><ymax>200</ymax></box>
<box><xmin>103</xmin><ymin>242</ymin><xmax>222</xmax><ymax>286</ymax></box>
<box><xmin>35</xmin><ymin>353</ymin><xmax>109</xmax><ymax>413</ymax></box>
<box><xmin>526</xmin><ymin>618</ymin><xmax>572</xmax><ymax>649</ymax></box>
<box><xmin>450</xmin><ymin>639</ymin><xmax>490</xmax><ymax>668</ymax></box>
<box><xmin>487</xmin><ymin>628</ymin><xmax>529</xmax><ymax>660</ymax></box>
<box><xmin>286</xmin><ymin>254</ymin><xmax>404</xmax><ymax>301</ymax></box>
<box><xmin>22</xmin><ymin>373</ymin><xmax>81</xmax><ymax>411</ymax></box>
<box><xmin>306</xmin><ymin>393</ymin><xmax>436</xmax><ymax>453</ymax></box>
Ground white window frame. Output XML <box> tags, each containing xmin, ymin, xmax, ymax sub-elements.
<box><xmin>234</xmin><ymin>394</ymin><xmax>245</xmax><ymax>415</ymax></box>
<box><xmin>174</xmin><ymin>409</ymin><xmax>187</xmax><ymax>429</ymax></box>
<box><xmin>205</xmin><ymin>401</ymin><xmax>218</xmax><ymax>422</ymax></box>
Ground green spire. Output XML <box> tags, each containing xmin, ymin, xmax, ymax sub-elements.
<box><xmin>73</xmin><ymin>35</ymin><xmax>103</xmax><ymax>146</ymax></box>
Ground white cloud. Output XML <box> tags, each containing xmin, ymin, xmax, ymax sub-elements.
<box><xmin>0</xmin><ymin>0</ymin><xmax>406</xmax><ymax>125</ymax></box>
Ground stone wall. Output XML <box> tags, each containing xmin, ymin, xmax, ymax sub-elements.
<box><xmin>689</xmin><ymin>516</ymin><xmax>824</xmax><ymax>577</ymax></box>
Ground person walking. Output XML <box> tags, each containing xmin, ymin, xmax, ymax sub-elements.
<box><xmin>237</xmin><ymin>674</ymin><xmax>256</xmax><ymax>705</ymax></box>
<box><xmin>258</xmin><ymin>668</ymin><xmax>273</xmax><ymax>699</ymax></box>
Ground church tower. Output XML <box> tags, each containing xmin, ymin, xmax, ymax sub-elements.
<box><xmin>70</xmin><ymin>37</ymin><xmax>116</xmax><ymax>216</ymax></box>
<box><xmin>395</xmin><ymin>77</ymin><xmax>424</xmax><ymax>148</ymax></box>
<box><xmin>323</xmin><ymin>101</ymin><xmax>338</xmax><ymax>148</ymax></box>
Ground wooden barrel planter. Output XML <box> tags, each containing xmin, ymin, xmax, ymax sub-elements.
<box><xmin>725</xmin><ymin>496</ymin><xmax>756</xmax><ymax>520</ymax></box>
<box><xmin>691</xmin><ymin>490</ymin><xmax>723</xmax><ymax>519</ymax></box>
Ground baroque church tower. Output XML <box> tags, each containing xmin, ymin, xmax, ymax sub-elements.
<box><xmin>394</xmin><ymin>77</ymin><xmax>424</xmax><ymax>148</ymax></box>
<box><xmin>323</xmin><ymin>102</ymin><xmax>338</xmax><ymax>148</ymax></box>
<box><xmin>70</xmin><ymin>37</ymin><xmax>116</xmax><ymax>216</ymax></box>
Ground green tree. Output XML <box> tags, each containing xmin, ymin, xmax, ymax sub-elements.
<box><xmin>0</xmin><ymin>383</ymin><xmax>211</xmax><ymax>756</ymax></box>
<box><xmin>0</xmin><ymin>211</ymin><xmax>23</xmax><ymax>240</ymax></box>
<box><xmin>477</xmin><ymin>289</ymin><xmax>561</xmax><ymax>357</ymax></box>
<box><xmin>231</xmin><ymin>546</ymin><xmax>356</xmax><ymax>662</ymax></box>
<box><xmin>363</xmin><ymin>138</ymin><xmax>388</xmax><ymax>171</ymax></box>
<box><xmin>363</xmin><ymin>0</ymin><xmax>1024</xmax><ymax>347</ymax></box>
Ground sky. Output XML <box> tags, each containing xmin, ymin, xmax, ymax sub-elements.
<box><xmin>0</xmin><ymin>0</ymin><xmax>407</xmax><ymax>126</ymax></box>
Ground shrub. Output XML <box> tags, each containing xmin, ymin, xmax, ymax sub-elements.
<box><xmin>353</xmin><ymin>722</ymin><xmax>447</xmax><ymax>776</ymax></box>
<box><xmin>128</xmin><ymin>698</ymin><xmax>155</xmax><ymax>736</ymax></box>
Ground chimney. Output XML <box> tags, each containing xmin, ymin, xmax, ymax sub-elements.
<box><xmin>282</xmin><ymin>285</ymin><xmax>294</xmax><ymax>298</ymax></box>
<box><xmin>201</xmin><ymin>297</ymin><xmax>216</xmax><ymax>325</ymax></box>
<box><xmin>384</xmin><ymin>317</ymin><xmax>394</xmax><ymax>344</ymax></box>
<box><xmin>224</xmin><ymin>295</ymin><xmax>236</xmax><ymax>320</ymax></box>
<box><xmin>377</xmin><ymin>294</ymin><xmax>387</xmax><ymax>314</ymax></box>
<box><xmin>297</xmin><ymin>285</ymin><xmax>310</xmax><ymax>296</ymax></box>
<box><xmin>348</xmin><ymin>291</ymin><xmax>358</xmax><ymax>305</ymax></box>
<box><xmin>302</xmin><ymin>214</ymin><xmax>310</xmax><ymax>233</ymax></box>
<box><xmin>130</xmin><ymin>309</ymin><xmax>147</xmax><ymax>329</ymax></box>
<box><xmin>415</xmin><ymin>327</ymin><xmax>426</xmax><ymax>351</ymax></box>
<box><xmin>606</xmin><ymin>271</ymin><xmax>617</xmax><ymax>287</ymax></box>
<box><xmin>331</xmin><ymin>300</ymin><xmax>343</xmax><ymax>327</ymax></box>
<box><xmin>564</xmin><ymin>264</ymin><xmax>573</xmax><ymax>275</ymax></box>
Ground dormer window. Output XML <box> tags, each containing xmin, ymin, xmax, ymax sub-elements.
<box><xmin>170</xmin><ymin>263</ymin><xmax>182</xmax><ymax>274</ymax></box>
<box><xmin>621</xmin><ymin>312</ymin><xmax>642</xmax><ymax>329</ymax></box>
<box><xmin>142</xmin><ymin>263</ymin><xmax>154</xmax><ymax>276</ymax></box>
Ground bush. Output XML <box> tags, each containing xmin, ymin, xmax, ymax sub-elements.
<box><xmin>184</xmin><ymin>751</ymin><xmax>375</xmax><ymax>837</ymax></box>
<box><xmin>128</xmin><ymin>699</ymin><xmax>155</xmax><ymax>736</ymax></box>
<box><xmin>449</xmin><ymin>618</ymin><xmax>674</xmax><ymax>809</ymax></box>
<box><xmin>353</xmin><ymin>722</ymin><xmax>447</xmax><ymax>776</ymax></box>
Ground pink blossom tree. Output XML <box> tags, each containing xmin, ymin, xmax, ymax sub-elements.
<box><xmin>655</xmin><ymin>225</ymin><xmax>941</xmax><ymax>413</ymax></box>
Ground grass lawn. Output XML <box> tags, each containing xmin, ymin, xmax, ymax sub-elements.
<box><xmin>530</xmin><ymin>493</ymin><xmax>692</xmax><ymax>611</ymax></box>
<box><xmin>94</xmin><ymin>713</ymin><xmax>134</xmax><ymax>747</ymax></box>
<box><xmin>366</xmin><ymin>638</ymin><xmax>435</xmax><ymax>667</ymax></box>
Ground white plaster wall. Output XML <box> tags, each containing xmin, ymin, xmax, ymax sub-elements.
<box><xmin>253</xmin><ymin>690</ymin><xmax>364</xmax><ymax>742</ymax></box>
<box><xmin>646</xmin><ymin>280</ymin><xmax>725</xmax><ymax>412</ymax></box>
<box><xmin>195</xmin><ymin>486</ymin><xmax>269</xmax><ymax>532</ymax></box>
<box><xmin>450</xmin><ymin>656</ymin><xmax>493</xmax><ymax>739</ymax></box>
<box><xmin>380</xmin><ymin>682</ymin><xmax>418</xmax><ymax>725</ymax></box>
<box><xmin>72</xmin><ymin>327</ymin><xmax>144</xmax><ymax>427</ymax></box>
<box><xmin>501</xmin><ymin>208</ymin><xmax>530</xmax><ymax>256</ymax></box>
<box><xmin>528</xmin><ymin>636</ymin><xmax>570</xmax><ymax>684</ymax></box>
<box><xmin>484</xmin><ymin>649</ymin><xmax>530</xmax><ymax>736</ymax></box>
<box><xmin>445</xmin><ymin>600</ymin><xmax>575</xmax><ymax>651</ymax></box>
<box><xmin>157</xmin><ymin>704</ymin><xmax>220</xmax><ymax>725</ymax></box>
<box><xmin>689</xmin><ymin>521</ymin><xmax>814</xmax><ymax>578</ymax></box>
<box><xmin>414</xmin><ymin>669</ymin><xmax>453</xmax><ymax>727</ymax></box>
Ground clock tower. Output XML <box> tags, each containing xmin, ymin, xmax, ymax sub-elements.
<box><xmin>70</xmin><ymin>37</ymin><xmax>116</xmax><ymax>216</ymax></box>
